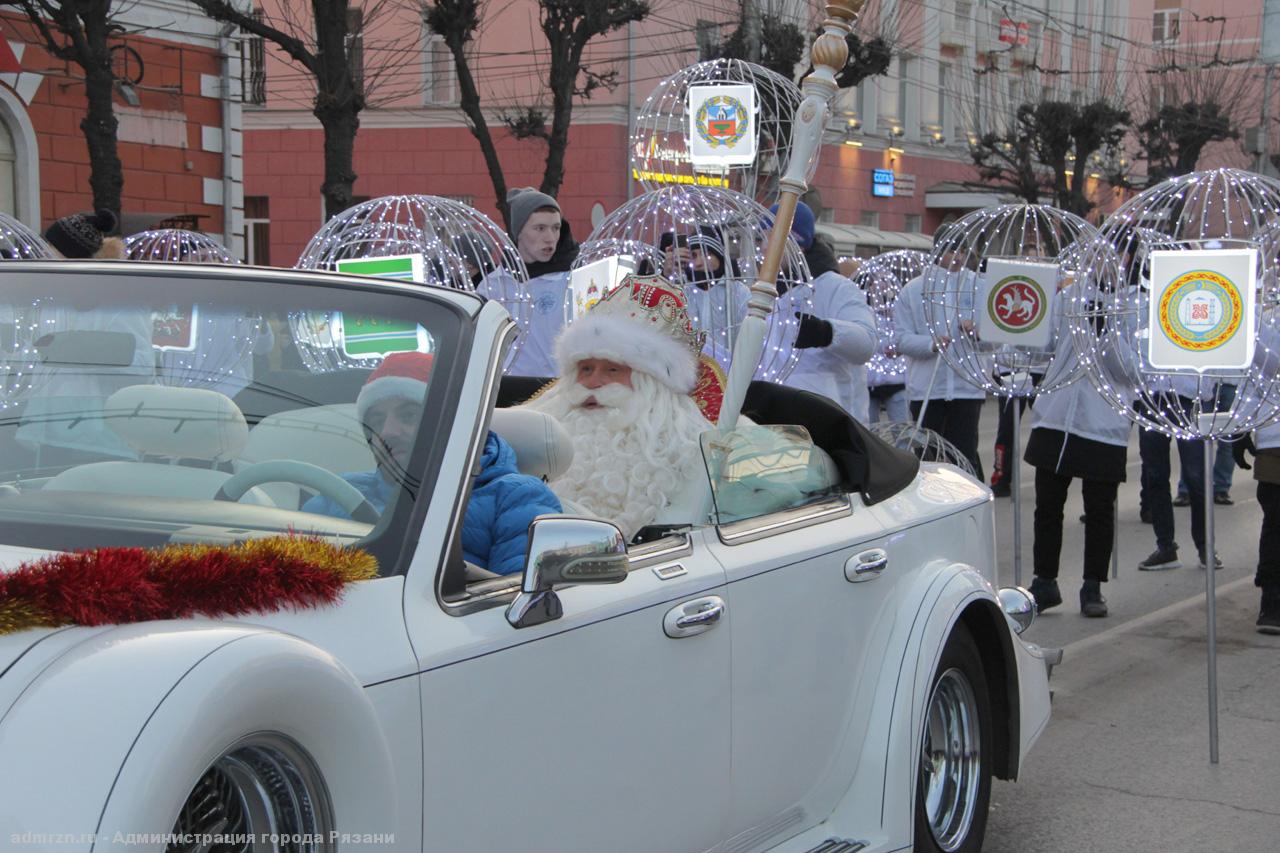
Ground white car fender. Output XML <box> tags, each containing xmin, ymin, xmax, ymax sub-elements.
<box><xmin>808</xmin><ymin>559</ymin><xmax>1020</xmax><ymax>850</ymax></box>
<box><xmin>0</xmin><ymin>623</ymin><xmax>397</xmax><ymax>852</ymax></box>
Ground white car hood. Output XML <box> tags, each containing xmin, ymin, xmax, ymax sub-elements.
<box><xmin>0</xmin><ymin>545</ymin><xmax>69</xmax><ymax>679</ymax></box>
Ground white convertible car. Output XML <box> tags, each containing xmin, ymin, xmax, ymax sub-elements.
<box><xmin>0</xmin><ymin>263</ymin><xmax>1052</xmax><ymax>853</ymax></box>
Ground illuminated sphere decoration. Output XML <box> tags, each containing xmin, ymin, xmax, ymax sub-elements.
<box><xmin>575</xmin><ymin>185</ymin><xmax>813</xmax><ymax>383</ymax></box>
<box><xmin>631</xmin><ymin>59</ymin><xmax>803</xmax><ymax>205</ymax></box>
<box><xmin>124</xmin><ymin>229</ymin><xmax>241</xmax><ymax>265</ymax></box>
<box><xmin>866</xmin><ymin>422</ymin><xmax>978</xmax><ymax>478</ymax></box>
<box><xmin>922</xmin><ymin>204</ymin><xmax>1097</xmax><ymax>399</ymax></box>
<box><xmin>0</xmin><ymin>214</ymin><xmax>54</xmax><ymax>408</ymax></box>
<box><xmin>123</xmin><ymin>229</ymin><xmax>271</xmax><ymax>397</ymax></box>
<box><xmin>294</xmin><ymin>195</ymin><xmax>529</xmax><ymax>372</ymax></box>
<box><xmin>854</xmin><ymin>249</ymin><xmax>929</xmax><ymax>386</ymax></box>
<box><xmin>1067</xmin><ymin>168</ymin><xmax>1280</xmax><ymax>439</ymax></box>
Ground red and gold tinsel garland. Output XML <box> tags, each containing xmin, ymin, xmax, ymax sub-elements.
<box><xmin>0</xmin><ymin>537</ymin><xmax>378</xmax><ymax>636</ymax></box>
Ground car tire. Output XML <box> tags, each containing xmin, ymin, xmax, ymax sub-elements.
<box><xmin>913</xmin><ymin>622</ymin><xmax>992</xmax><ymax>853</ymax></box>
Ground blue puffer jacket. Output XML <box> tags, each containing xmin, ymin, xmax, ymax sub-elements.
<box><xmin>302</xmin><ymin>431</ymin><xmax>561</xmax><ymax>575</ymax></box>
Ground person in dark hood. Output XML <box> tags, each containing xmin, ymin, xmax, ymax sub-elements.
<box><xmin>505</xmin><ymin>188</ymin><xmax>579</xmax><ymax>377</ymax></box>
<box><xmin>771</xmin><ymin>202</ymin><xmax>877</xmax><ymax>421</ymax></box>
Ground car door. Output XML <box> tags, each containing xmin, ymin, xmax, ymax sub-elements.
<box><xmin>700</xmin><ymin>429</ymin><xmax>905</xmax><ymax>849</ymax></box>
<box><xmin>413</xmin><ymin>529</ymin><xmax>732</xmax><ymax>853</ymax></box>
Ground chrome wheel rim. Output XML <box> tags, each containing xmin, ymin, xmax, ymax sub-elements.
<box><xmin>169</xmin><ymin>734</ymin><xmax>334</xmax><ymax>853</ymax></box>
<box><xmin>920</xmin><ymin>668</ymin><xmax>981</xmax><ymax>851</ymax></box>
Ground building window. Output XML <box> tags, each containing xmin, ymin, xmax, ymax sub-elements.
<box><xmin>423</xmin><ymin>22</ymin><xmax>456</xmax><ymax>104</ymax></box>
<box><xmin>347</xmin><ymin>8</ymin><xmax>364</xmax><ymax>96</ymax></box>
<box><xmin>696</xmin><ymin>20</ymin><xmax>721</xmax><ymax>61</ymax></box>
<box><xmin>904</xmin><ymin>214</ymin><xmax>922</xmax><ymax>233</ymax></box>
<box><xmin>242</xmin><ymin>9</ymin><xmax>267</xmax><ymax>105</ymax></box>
<box><xmin>938</xmin><ymin>64</ymin><xmax>950</xmax><ymax>142</ymax></box>
<box><xmin>244</xmin><ymin>195</ymin><xmax>270</xmax><ymax>266</ymax></box>
<box><xmin>860</xmin><ymin>210</ymin><xmax>880</xmax><ymax>229</ymax></box>
<box><xmin>1153</xmin><ymin>9</ymin><xmax>1181</xmax><ymax>44</ymax></box>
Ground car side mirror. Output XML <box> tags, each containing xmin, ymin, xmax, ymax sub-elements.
<box><xmin>506</xmin><ymin>516</ymin><xmax>628</xmax><ymax>629</ymax></box>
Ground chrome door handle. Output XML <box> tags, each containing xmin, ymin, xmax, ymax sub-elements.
<box><xmin>845</xmin><ymin>548</ymin><xmax>888</xmax><ymax>583</ymax></box>
<box><xmin>664</xmin><ymin>595</ymin><xmax>726</xmax><ymax>638</ymax></box>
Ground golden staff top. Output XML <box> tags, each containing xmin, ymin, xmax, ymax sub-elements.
<box><xmin>714</xmin><ymin>0</ymin><xmax>865</xmax><ymax>431</ymax></box>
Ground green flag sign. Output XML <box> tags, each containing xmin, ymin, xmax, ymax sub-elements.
<box><xmin>336</xmin><ymin>253</ymin><xmax>425</xmax><ymax>282</ymax></box>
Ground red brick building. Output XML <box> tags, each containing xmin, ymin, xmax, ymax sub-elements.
<box><xmin>0</xmin><ymin>5</ymin><xmax>244</xmax><ymax>254</ymax></box>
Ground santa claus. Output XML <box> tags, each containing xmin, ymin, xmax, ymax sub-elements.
<box><xmin>523</xmin><ymin>275</ymin><xmax>723</xmax><ymax>539</ymax></box>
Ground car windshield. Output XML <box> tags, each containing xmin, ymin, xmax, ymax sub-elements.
<box><xmin>0</xmin><ymin>264</ymin><xmax>465</xmax><ymax>572</ymax></box>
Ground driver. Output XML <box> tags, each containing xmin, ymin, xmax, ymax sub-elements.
<box><xmin>521</xmin><ymin>275</ymin><xmax>717</xmax><ymax>539</ymax></box>
<box><xmin>303</xmin><ymin>352</ymin><xmax>562</xmax><ymax>575</ymax></box>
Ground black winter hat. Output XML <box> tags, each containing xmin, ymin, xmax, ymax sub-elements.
<box><xmin>44</xmin><ymin>209</ymin><xmax>118</xmax><ymax>259</ymax></box>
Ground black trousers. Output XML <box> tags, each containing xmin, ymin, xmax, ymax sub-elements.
<box><xmin>1032</xmin><ymin>467</ymin><xmax>1118</xmax><ymax>584</ymax></box>
<box><xmin>1259</xmin><ymin>481</ymin><xmax>1280</xmax><ymax>589</ymax></box>
<box><xmin>909</xmin><ymin>398</ymin><xmax>984</xmax><ymax>482</ymax></box>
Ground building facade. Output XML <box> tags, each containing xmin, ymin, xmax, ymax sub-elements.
<box><xmin>0</xmin><ymin>2</ymin><xmax>244</xmax><ymax>254</ymax></box>
<box><xmin>243</xmin><ymin>0</ymin><xmax>1273</xmax><ymax>265</ymax></box>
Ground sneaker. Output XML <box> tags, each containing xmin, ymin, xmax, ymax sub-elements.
<box><xmin>1214</xmin><ymin>492</ymin><xmax>1233</xmax><ymax>506</ymax></box>
<box><xmin>1028</xmin><ymin>576</ymin><xmax>1062</xmax><ymax>613</ymax></box>
<box><xmin>1080</xmin><ymin>580</ymin><xmax>1108</xmax><ymax>618</ymax></box>
<box><xmin>1140</xmin><ymin>507</ymin><xmax>1153</xmax><ymax>525</ymax></box>
<box><xmin>1258</xmin><ymin>587</ymin><xmax>1280</xmax><ymax>635</ymax></box>
<box><xmin>1139</xmin><ymin>547</ymin><xmax>1181</xmax><ymax>571</ymax></box>
<box><xmin>1198</xmin><ymin>552</ymin><xmax>1224</xmax><ymax>571</ymax></box>
<box><xmin>1173</xmin><ymin>493</ymin><xmax>1191</xmax><ymax>507</ymax></box>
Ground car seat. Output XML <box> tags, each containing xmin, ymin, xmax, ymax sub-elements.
<box><xmin>44</xmin><ymin>385</ymin><xmax>271</xmax><ymax>504</ymax></box>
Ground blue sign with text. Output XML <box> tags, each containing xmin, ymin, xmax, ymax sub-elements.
<box><xmin>872</xmin><ymin>168</ymin><xmax>895</xmax><ymax>198</ymax></box>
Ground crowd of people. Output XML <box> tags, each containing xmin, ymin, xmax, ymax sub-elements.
<box><xmin>27</xmin><ymin>200</ymin><xmax>1280</xmax><ymax>635</ymax></box>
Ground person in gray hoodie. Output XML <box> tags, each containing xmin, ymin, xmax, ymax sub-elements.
<box><xmin>505</xmin><ymin>188</ymin><xmax>579</xmax><ymax>378</ymax></box>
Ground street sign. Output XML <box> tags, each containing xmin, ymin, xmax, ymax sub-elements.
<box><xmin>977</xmin><ymin>259</ymin><xmax>1056</xmax><ymax>349</ymax></box>
<box><xmin>568</xmin><ymin>257</ymin><xmax>634</xmax><ymax>321</ymax></box>
<box><xmin>336</xmin><ymin>253</ymin><xmax>425</xmax><ymax>283</ymax></box>
<box><xmin>152</xmin><ymin>305</ymin><xmax>199</xmax><ymax>352</ymax></box>
<box><xmin>1147</xmin><ymin>249</ymin><xmax>1257</xmax><ymax>370</ymax></box>
<box><xmin>872</xmin><ymin>168</ymin><xmax>895</xmax><ymax>198</ymax></box>
<box><xmin>688</xmin><ymin>84</ymin><xmax>758</xmax><ymax>168</ymax></box>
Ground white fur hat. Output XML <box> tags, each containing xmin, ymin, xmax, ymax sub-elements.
<box><xmin>554</xmin><ymin>274</ymin><xmax>706</xmax><ymax>394</ymax></box>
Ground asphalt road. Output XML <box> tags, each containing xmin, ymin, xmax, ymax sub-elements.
<box><xmin>968</xmin><ymin>400</ymin><xmax>1280</xmax><ymax>852</ymax></box>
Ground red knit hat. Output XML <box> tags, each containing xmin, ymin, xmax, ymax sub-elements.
<box><xmin>356</xmin><ymin>352</ymin><xmax>434</xmax><ymax>423</ymax></box>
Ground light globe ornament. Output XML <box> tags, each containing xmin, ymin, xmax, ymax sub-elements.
<box><xmin>854</xmin><ymin>249</ymin><xmax>929</xmax><ymax>388</ymax></box>
<box><xmin>123</xmin><ymin>229</ymin><xmax>273</xmax><ymax>397</ymax></box>
<box><xmin>0</xmin><ymin>213</ymin><xmax>53</xmax><ymax>410</ymax></box>
<box><xmin>574</xmin><ymin>185</ymin><xmax>813</xmax><ymax>382</ymax></box>
<box><xmin>923</xmin><ymin>204</ymin><xmax>1098</xmax><ymax>400</ymax></box>
<box><xmin>631</xmin><ymin>59</ymin><xmax>803</xmax><ymax>205</ymax></box>
<box><xmin>866</xmin><ymin>421</ymin><xmax>978</xmax><ymax>478</ymax></box>
<box><xmin>294</xmin><ymin>194</ymin><xmax>530</xmax><ymax>372</ymax></box>
<box><xmin>124</xmin><ymin>229</ymin><xmax>241</xmax><ymax>265</ymax></box>
<box><xmin>1068</xmin><ymin>168</ymin><xmax>1280</xmax><ymax>440</ymax></box>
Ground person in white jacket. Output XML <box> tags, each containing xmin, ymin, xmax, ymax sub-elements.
<box><xmin>1023</xmin><ymin>286</ymin><xmax>1134</xmax><ymax>618</ymax></box>
<box><xmin>771</xmin><ymin>202</ymin><xmax>878</xmax><ymax>422</ymax></box>
<box><xmin>505</xmin><ymin>188</ymin><xmax>579</xmax><ymax>378</ymax></box>
<box><xmin>892</xmin><ymin>237</ymin><xmax>987</xmax><ymax>478</ymax></box>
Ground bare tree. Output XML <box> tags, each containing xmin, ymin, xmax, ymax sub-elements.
<box><xmin>190</xmin><ymin>0</ymin><xmax>424</xmax><ymax>218</ymax></box>
<box><xmin>1134</xmin><ymin>47</ymin><xmax>1254</xmax><ymax>183</ymax></box>
<box><xmin>424</xmin><ymin>0</ymin><xmax>648</xmax><ymax>228</ymax></box>
<box><xmin>6</xmin><ymin>0</ymin><xmax>123</xmax><ymax>218</ymax></box>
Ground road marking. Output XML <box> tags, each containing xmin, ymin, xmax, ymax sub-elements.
<box><xmin>1060</xmin><ymin>575</ymin><xmax>1256</xmax><ymax>658</ymax></box>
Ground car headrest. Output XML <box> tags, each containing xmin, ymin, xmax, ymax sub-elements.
<box><xmin>104</xmin><ymin>385</ymin><xmax>249</xmax><ymax>461</ymax></box>
<box><xmin>489</xmin><ymin>408</ymin><xmax>573</xmax><ymax>480</ymax></box>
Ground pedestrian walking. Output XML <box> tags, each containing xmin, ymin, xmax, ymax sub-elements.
<box><xmin>1023</xmin><ymin>288</ymin><xmax>1133</xmax><ymax>617</ymax></box>
<box><xmin>1234</xmin><ymin>422</ymin><xmax>1280</xmax><ymax>633</ymax></box>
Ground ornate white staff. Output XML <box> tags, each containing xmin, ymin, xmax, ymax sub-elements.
<box><xmin>717</xmin><ymin>0</ymin><xmax>867</xmax><ymax>429</ymax></box>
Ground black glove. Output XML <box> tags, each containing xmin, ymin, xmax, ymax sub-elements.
<box><xmin>1232</xmin><ymin>433</ymin><xmax>1256</xmax><ymax>470</ymax></box>
<box><xmin>794</xmin><ymin>313</ymin><xmax>834</xmax><ymax>349</ymax></box>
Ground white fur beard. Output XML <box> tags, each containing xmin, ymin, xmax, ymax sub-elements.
<box><xmin>524</xmin><ymin>373</ymin><xmax>711</xmax><ymax>539</ymax></box>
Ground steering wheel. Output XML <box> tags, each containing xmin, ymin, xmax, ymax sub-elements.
<box><xmin>215</xmin><ymin>460</ymin><xmax>380</xmax><ymax>524</ymax></box>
